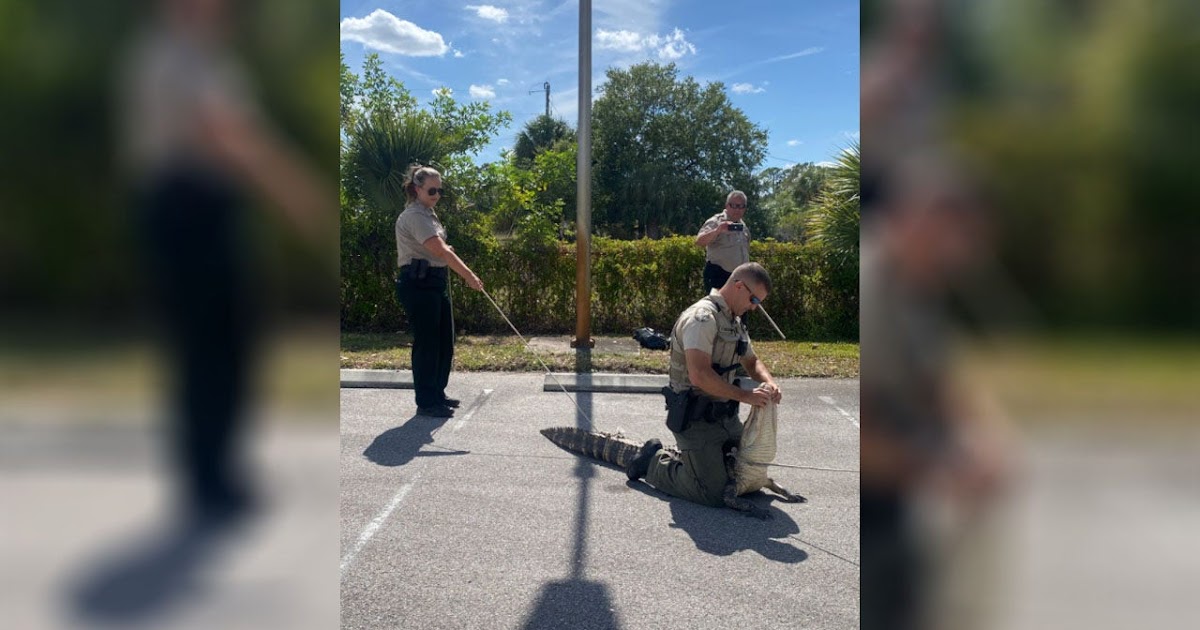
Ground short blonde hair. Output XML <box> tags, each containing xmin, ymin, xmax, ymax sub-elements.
<box><xmin>403</xmin><ymin>165</ymin><xmax>441</xmax><ymax>202</ymax></box>
<box><xmin>728</xmin><ymin>262</ymin><xmax>772</xmax><ymax>294</ymax></box>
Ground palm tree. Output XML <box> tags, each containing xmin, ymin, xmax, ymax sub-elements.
<box><xmin>513</xmin><ymin>115</ymin><xmax>575</xmax><ymax>166</ymax></box>
<box><xmin>806</xmin><ymin>140</ymin><xmax>860</xmax><ymax>268</ymax></box>
<box><xmin>345</xmin><ymin>112</ymin><xmax>450</xmax><ymax>212</ymax></box>
<box><xmin>341</xmin><ymin>112</ymin><xmax>456</xmax><ymax>327</ymax></box>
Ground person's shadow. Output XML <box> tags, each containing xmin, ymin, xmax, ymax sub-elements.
<box><xmin>363</xmin><ymin>413</ymin><xmax>468</xmax><ymax>467</ymax></box>
<box><xmin>65</xmin><ymin>509</ymin><xmax>255</xmax><ymax>625</ymax></box>
<box><xmin>627</xmin><ymin>483</ymin><xmax>808</xmax><ymax>563</ymax></box>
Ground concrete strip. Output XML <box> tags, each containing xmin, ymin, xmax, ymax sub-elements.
<box><xmin>340</xmin><ymin>369</ymin><xmax>414</xmax><ymax>389</ymax></box>
<box><xmin>543</xmin><ymin>373</ymin><xmax>764</xmax><ymax>394</ymax></box>
<box><xmin>342</xmin><ymin>370</ymin><xmax>767</xmax><ymax>396</ymax></box>
<box><xmin>542</xmin><ymin>373</ymin><xmax>667</xmax><ymax>393</ymax></box>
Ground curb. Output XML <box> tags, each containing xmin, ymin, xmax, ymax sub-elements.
<box><xmin>340</xmin><ymin>369</ymin><xmax>414</xmax><ymax>389</ymax></box>
<box><xmin>339</xmin><ymin>370</ymin><xmax>763</xmax><ymax>395</ymax></box>
<box><xmin>339</xmin><ymin>369</ymin><xmax>670</xmax><ymax>394</ymax></box>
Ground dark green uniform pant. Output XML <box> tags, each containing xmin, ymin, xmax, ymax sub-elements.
<box><xmin>645</xmin><ymin>412</ymin><xmax>743</xmax><ymax>507</ymax></box>
<box><xmin>396</xmin><ymin>278</ymin><xmax>453</xmax><ymax>408</ymax></box>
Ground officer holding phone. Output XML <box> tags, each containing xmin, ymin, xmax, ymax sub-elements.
<box><xmin>695</xmin><ymin>190</ymin><xmax>752</xmax><ymax>291</ymax></box>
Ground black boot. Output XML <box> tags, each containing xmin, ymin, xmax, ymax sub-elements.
<box><xmin>625</xmin><ymin>439</ymin><xmax>662</xmax><ymax>481</ymax></box>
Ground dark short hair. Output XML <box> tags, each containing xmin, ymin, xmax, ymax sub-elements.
<box><xmin>728</xmin><ymin>262</ymin><xmax>772</xmax><ymax>294</ymax></box>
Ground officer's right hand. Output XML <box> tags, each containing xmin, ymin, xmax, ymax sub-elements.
<box><xmin>717</xmin><ymin>221</ymin><xmax>731</xmax><ymax>232</ymax></box>
<box><xmin>466</xmin><ymin>273</ymin><xmax>484</xmax><ymax>291</ymax></box>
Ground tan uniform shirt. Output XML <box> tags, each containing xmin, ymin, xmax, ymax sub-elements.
<box><xmin>394</xmin><ymin>201</ymin><xmax>448</xmax><ymax>268</ymax></box>
<box><xmin>668</xmin><ymin>291</ymin><xmax>755</xmax><ymax>400</ymax></box>
<box><xmin>120</xmin><ymin>27</ymin><xmax>258</xmax><ymax>178</ymax></box>
<box><xmin>698</xmin><ymin>212</ymin><xmax>751</xmax><ymax>272</ymax></box>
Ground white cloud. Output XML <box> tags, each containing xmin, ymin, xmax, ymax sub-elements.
<box><xmin>340</xmin><ymin>10</ymin><xmax>449</xmax><ymax>56</ymax></box>
<box><xmin>596</xmin><ymin>27</ymin><xmax>696</xmax><ymax>60</ymax></box>
<box><xmin>843</xmin><ymin>130</ymin><xmax>860</xmax><ymax>140</ymax></box>
<box><xmin>786</xmin><ymin>139</ymin><xmax>803</xmax><ymax>147</ymax></box>
<box><xmin>731</xmin><ymin>82</ymin><xmax>766</xmax><ymax>94</ymax></box>
<box><xmin>497</xmin><ymin>78</ymin><xmax>510</xmax><ymax>86</ymax></box>
<box><xmin>466</xmin><ymin>5</ymin><xmax>509</xmax><ymax>23</ymax></box>
<box><xmin>469</xmin><ymin>84</ymin><xmax>496</xmax><ymax>99</ymax></box>
<box><xmin>453</xmin><ymin>49</ymin><xmax>465</xmax><ymax>58</ymax></box>
<box><xmin>596</xmin><ymin>29</ymin><xmax>643</xmax><ymax>53</ymax></box>
<box><xmin>655</xmin><ymin>29</ymin><xmax>696</xmax><ymax>60</ymax></box>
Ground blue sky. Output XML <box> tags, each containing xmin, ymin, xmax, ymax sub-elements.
<box><xmin>340</xmin><ymin>1</ymin><xmax>859</xmax><ymax>168</ymax></box>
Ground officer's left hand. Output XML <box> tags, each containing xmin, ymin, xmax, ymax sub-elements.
<box><xmin>755</xmin><ymin>382</ymin><xmax>782</xmax><ymax>404</ymax></box>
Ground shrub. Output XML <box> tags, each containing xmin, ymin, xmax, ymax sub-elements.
<box><xmin>341</xmin><ymin>235</ymin><xmax>858</xmax><ymax>340</ymax></box>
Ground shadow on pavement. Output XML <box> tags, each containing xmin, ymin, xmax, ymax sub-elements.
<box><xmin>628</xmin><ymin>482</ymin><xmax>809</xmax><ymax>563</ymax></box>
<box><xmin>521</xmin><ymin>579</ymin><xmax>621</xmax><ymax>630</ymax></box>
<box><xmin>521</xmin><ymin>388</ymin><xmax>625</xmax><ymax>629</ymax></box>
<box><xmin>65</xmin><ymin>510</ymin><xmax>255</xmax><ymax>625</ymax></box>
<box><xmin>363</xmin><ymin>414</ymin><xmax>465</xmax><ymax>467</ymax></box>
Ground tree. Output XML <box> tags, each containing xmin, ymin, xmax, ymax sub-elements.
<box><xmin>513</xmin><ymin>115</ymin><xmax>575</xmax><ymax>165</ymax></box>
<box><xmin>429</xmin><ymin>87</ymin><xmax>513</xmax><ymax>157</ymax></box>
<box><xmin>806</xmin><ymin>141</ymin><xmax>860</xmax><ymax>268</ymax></box>
<box><xmin>340</xmin><ymin>53</ymin><xmax>419</xmax><ymax>135</ymax></box>
<box><xmin>758</xmin><ymin>162</ymin><xmax>832</xmax><ymax>241</ymax></box>
<box><xmin>592</xmin><ymin>62</ymin><xmax>768</xmax><ymax>237</ymax></box>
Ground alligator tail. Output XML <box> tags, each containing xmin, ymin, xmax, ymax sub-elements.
<box><xmin>539</xmin><ymin>427</ymin><xmax>643</xmax><ymax>468</ymax></box>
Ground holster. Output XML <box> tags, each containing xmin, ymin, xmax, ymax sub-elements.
<box><xmin>663</xmin><ymin>386</ymin><xmax>691</xmax><ymax>433</ymax></box>
<box><xmin>663</xmin><ymin>386</ymin><xmax>739</xmax><ymax>433</ymax></box>
<box><xmin>400</xmin><ymin>259</ymin><xmax>447</xmax><ymax>290</ymax></box>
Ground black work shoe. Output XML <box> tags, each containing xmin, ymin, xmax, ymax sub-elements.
<box><xmin>625</xmin><ymin>439</ymin><xmax>662</xmax><ymax>481</ymax></box>
<box><xmin>442</xmin><ymin>397</ymin><xmax>461</xmax><ymax>408</ymax></box>
<box><xmin>416</xmin><ymin>404</ymin><xmax>454</xmax><ymax>418</ymax></box>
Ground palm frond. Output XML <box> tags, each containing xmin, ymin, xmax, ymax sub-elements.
<box><xmin>806</xmin><ymin>141</ymin><xmax>860</xmax><ymax>267</ymax></box>
<box><xmin>346</xmin><ymin>112</ymin><xmax>451</xmax><ymax>212</ymax></box>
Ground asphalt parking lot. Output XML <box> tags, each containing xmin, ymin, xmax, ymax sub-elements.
<box><xmin>340</xmin><ymin>372</ymin><xmax>861</xmax><ymax>630</ymax></box>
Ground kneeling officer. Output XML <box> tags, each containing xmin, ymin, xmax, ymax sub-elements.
<box><xmin>626</xmin><ymin>262</ymin><xmax>783</xmax><ymax>507</ymax></box>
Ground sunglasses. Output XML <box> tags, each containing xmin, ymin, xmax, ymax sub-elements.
<box><xmin>425</xmin><ymin>187</ymin><xmax>445</xmax><ymax>196</ymax></box>
<box><xmin>739</xmin><ymin>281</ymin><xmax>762</xmax><ymax>305</ymax></box>
<box><xmin>728</xmin><ymin>203</ymin><xmax>746</xmax><ymax>209</ymax></box>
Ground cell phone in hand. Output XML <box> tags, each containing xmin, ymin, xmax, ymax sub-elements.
<box><xmin>728</xmin><ymin>222</ymin><xmax>744</xmax><ymax>232</ymax></box>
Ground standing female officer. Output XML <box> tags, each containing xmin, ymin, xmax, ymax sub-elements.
<box><xmin>394</xmin><ymin>165</ymin><xmax>484</xmax><ymax>417</ymax></box>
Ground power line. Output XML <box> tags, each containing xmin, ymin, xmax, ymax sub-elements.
<box><xmin>764</xmin><ymin>153</ymin><xmax>804</xmax><ymax>165</ymax></box>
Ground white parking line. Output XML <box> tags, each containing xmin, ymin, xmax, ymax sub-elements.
<box><xmin>453</xmin><ymin>388</ymin><xmax>493</xmax><ymax>431</ymax></box>
<box><xmin>341</xmin><ymin>481</ymin><xmax>416</xmax><ymax>574</ymax></box>
<box><xmin>819</xmin><ymin>395</ymin><xmax>860</xmax><ymax>428</ymax></box>
<box><xmin>341</xmin><ymin>388</ymin><xmax>493</xmax><ymax>575</ymax></box>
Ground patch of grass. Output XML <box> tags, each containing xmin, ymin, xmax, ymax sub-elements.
<box><xmin>1</xmin><ymin>328</ymin><xmax>340</xmax><ymax>422</ymax></box>
<box><xmin>965</xmin><ymin>335</ymin><xmax>1200</xmax><ymax>425</ymax></box>
<box><xmin>341</xmin><ymin>333</ymin><xmax>859</xmax><ymax>378</ymax></box>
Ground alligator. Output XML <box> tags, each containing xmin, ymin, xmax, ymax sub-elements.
<box><xmin>540</xmin><ymin>402</ymin><xmax>805</xmax><ymax>519</ymax></box>
<box><xmin>724</xmin><ymin>401</ymin><xmax>807</xmax><ymax>518</ymax></box>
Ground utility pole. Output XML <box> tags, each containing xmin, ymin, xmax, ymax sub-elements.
<box><xmin>528</xmin><ymin>82</ymin><xmax>550</xmax><ymax>117</ymax></box>
<box><xmin>572</xmin><ymin>1</ymin><xmax>594</xmax><ymax>350</ymax></box>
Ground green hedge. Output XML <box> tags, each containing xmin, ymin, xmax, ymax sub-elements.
<box><xmin>341</xmin><ymin>236</ymin><xmax>857</xmax><ymax>340</ymax></box>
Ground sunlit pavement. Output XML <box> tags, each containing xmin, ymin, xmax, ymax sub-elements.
<box><xmin>340</xmin><ymin>372</ymin><xmax>861</xmax><ymax>630</ymax></box>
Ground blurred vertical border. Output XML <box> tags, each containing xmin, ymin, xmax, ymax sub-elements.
<box><xmin>862</xmin><ymin>0</ymin><xmax>1199</xmax><ymax>629</ymax></box>
<box><xmin>0</xmin><ymin>1</ymin><xmax>340</xmax><ymax>629</ymax></box>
